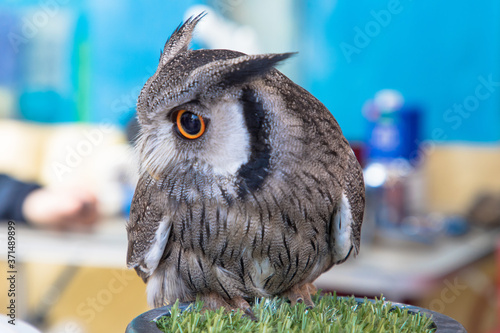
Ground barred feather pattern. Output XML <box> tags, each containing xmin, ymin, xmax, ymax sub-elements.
<box><xmin>126</xmin><ymin>15</ymin><xmax>365</xmax><ymax>310</ymax></box>
<box><xmin>128</xmin><ymin>70</ymin><xmax>364</xmax><ymax>307</ymax></box>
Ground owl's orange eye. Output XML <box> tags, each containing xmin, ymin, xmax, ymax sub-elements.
<box><xmin>175</xmin><ymin>110</ymin><xmax>206</xmax><ymax>139</ymax></box>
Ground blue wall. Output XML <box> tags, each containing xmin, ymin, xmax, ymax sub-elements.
<box><xmin>301</xmin><ymin>0</ymin><xmax>500</xmax><ymax>142</ymax></box>
<box><xmin>0</xmin><ymin>0</ymin><xmax>201</xmax><ymax>124</ymax></box>
<box><xmin>2</xmin><ymin>0</ymin><xmax>500</xmax><ymax>142</ymax></box>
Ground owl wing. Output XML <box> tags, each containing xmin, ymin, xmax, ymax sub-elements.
<box><xmin>331</xmin><ymin>150</ymin><xmax>365</xmax><ymax>264</ymax></box>
<box><xmin>126</xmin><ymin>173</ymin><xmax>171</xmax><ymax>282</ymax></box>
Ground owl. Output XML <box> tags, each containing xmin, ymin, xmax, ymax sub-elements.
<box><xmin>126</xmin><ymin>13</ymin><xmax>365</xmax><ymax>319</ymax></box>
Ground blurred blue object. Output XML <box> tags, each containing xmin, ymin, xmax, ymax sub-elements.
<box><xmin>19</xmin><ymin>90</ymin><xmax>68</xmax><ymax>122</ymax></box>
<box><xmin>0</xmin><ymin>11</ymin><xmax>19</xmax><ymax>118</ymax></box>
<box><xmin>1</xmin><ymin>2</ymin><xmax>81</xmax><ymax>122</ymax></box>
<box><xmin>444</xmin><ymin>215</ymin><xmax>469</xmax><ymax>237</ymax></box>
<box><xmin>364</xmin><ymin>89</ymin><xmax>421</xmax><ymax>161</ymax></box>
<box><xmin>0</xmin><ymin>12</ymin><xmax>19</xmax><ymax>86</ymax></box>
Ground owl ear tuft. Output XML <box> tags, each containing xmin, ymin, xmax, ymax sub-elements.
<box><xmin>222</xmin><ymin>52</ymin><xmax>296</xmax><ymax>85</ymax></box>
<box><xmin>160</xmin><ymin>12</ymin><xmax>206</xmax><ymax>67</ymax></box>
<box><xmin>190</xmin><ymin>52</ymin><xmax>297</xmax><ymax>87</ymax></box>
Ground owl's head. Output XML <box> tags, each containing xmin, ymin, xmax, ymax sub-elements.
<box><xmin>136</xmin><ymin>13</ymin><xmax>297</xmax><ymax>199</ymax></box>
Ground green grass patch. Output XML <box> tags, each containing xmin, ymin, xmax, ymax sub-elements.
<box><xmin>156</xmin><ymin>293</ymin><xmax>436</xmax><ymax>333</ymax></box>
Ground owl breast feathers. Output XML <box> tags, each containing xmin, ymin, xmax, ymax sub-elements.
<box><xmin>126</xmin><ymin>13</ymin><xmax>365</xmax><ymax>316</ymax></box>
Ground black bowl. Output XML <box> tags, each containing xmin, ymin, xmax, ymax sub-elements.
<box><xmin>125</xmin><ymin>297</ymin><xmax>466</xmax><ymax>333</ymax></box>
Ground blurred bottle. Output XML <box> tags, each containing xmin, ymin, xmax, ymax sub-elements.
<box><xmin>363</xmin><ymin>90</ymin><xmax>423</xmax><ymax>233</ymax></box>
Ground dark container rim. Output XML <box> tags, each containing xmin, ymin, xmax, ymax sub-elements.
<box><xmin>125</xmin><ymin>297</ymin><xmax>466</xmax><ymax>333</ymax></box>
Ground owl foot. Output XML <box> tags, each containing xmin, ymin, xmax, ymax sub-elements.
<box><xmin>198</xmin><ymin>293</ymin><xmax>258</xmax><ymax>321</ymax></box>
<box><xmin>230</xmin><ymin>296</ymin><xmax>258</xmax><ymax>321</ymax></box>
<box><xmin>282</xmin><ymin>283</ymin><xmax>316</xmax><ymax>308</ymax></box>
<box><xmin>198</xmin><ymin>292</ymin><xmax>231</xmax><ymax>311</ymax></box>
<box><xmin>304</xmin><ymin>282</ymin><xmax>318</xmax><ymax>296</ymax></box>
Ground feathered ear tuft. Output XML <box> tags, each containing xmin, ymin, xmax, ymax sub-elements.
<box><xmin>188</xmin><ymin>52</ymin><xmax>296</xmax><ymax>87</ymax></box>
<box><xmin>159</xmin><ymin>12</ymin><xmax>206</xmax><ymax>67</ymax></box>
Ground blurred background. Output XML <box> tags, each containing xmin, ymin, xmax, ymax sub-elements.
<box><xmin>0</xmin><ymin>0</ymin><xmax>499</xmax><ymax>332</ymax></box>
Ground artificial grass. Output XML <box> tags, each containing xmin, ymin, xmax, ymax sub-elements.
<box><xmin>156</xmin><ymin>293</ymin><xmax>436</xmax><ymax>333</ymax></box>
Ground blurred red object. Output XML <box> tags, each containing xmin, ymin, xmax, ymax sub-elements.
<box><xmin>350</xmin><ymin>141</ymin><xmax>366</xmax><ymax>168</ymax></box>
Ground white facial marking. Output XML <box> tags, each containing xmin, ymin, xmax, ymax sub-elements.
<box><xmin>202</xmin><ymin>100</ymin><xmax>250</xmax><ymax>176</ymax></box>
<box><xmin>137</xmin><ymin>99</ymin><xmax>250</xmax><ymax>179</ymax></box>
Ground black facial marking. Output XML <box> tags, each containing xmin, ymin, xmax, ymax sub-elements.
<box><xmin>237</xmin><ymin>88</ymin><xmax>271</xmax><ymax>198</ymax></box>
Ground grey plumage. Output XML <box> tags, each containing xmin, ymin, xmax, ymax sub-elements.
<box><xmin>126</xmin><ymin>13</ymin><xmax>365</xmax><ymax>315</ymax></box>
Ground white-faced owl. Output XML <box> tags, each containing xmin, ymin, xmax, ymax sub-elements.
<box><xmin>127</xmin><ymin>13</ymin><xmax>365</xmax><ymax>318</ymax></box>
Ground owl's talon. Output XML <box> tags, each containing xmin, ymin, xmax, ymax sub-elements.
<box><xmin>228</xmin><ymin>296</ymin><xmax>258</xmax><ymax>321</ymax></box>
<box><xmin>283</xmin><ymin>284</ymin><xmax>316</xmax><ymax>308</ymax></box>
<box><xmin>199</xmin><ymin>292</ymin><xmax>231</xmax><ymax>312</ymax></box>
<box><xmin>303</xmin><ymin>295</ymin><xmax>314</xmax><ymax>310</ymax></box>
<box><xmin>243</xmin><ymin>308</ymin><xmax>258</xmax><ymax>322</ymax></box>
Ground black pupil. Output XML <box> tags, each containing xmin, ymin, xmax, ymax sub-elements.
<box><xmin>180</xmin><ymin>112</ymin><xmax>201</xmax><ymax>135</ymax></box>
